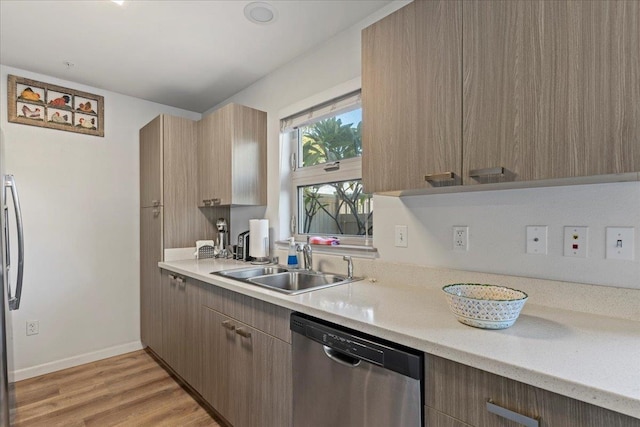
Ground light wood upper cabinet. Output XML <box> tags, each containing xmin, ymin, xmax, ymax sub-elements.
<box><xmin>362</xmin><ymin>0</ymin><xmax>639</xmax><ymax>194</ymax></box>
<box><xmin>197</xmin><ymin>103</ymin><xmax>267</xmax><ymax>206</ymax></box>
<box><xmin>463</xmin><ymin>0</ymin><xmax>640</xmax><ymax>185</ymax></box>
<box><xmin>362</xmin><ymin>0</ymin><xmax>462</xmax><ymax>193</ymax></box>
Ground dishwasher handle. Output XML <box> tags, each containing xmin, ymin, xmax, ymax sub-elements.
<box><xmin>323</xmin><ymin>346</ymin><xmax>361</xmax><ymax>368</ymax></box>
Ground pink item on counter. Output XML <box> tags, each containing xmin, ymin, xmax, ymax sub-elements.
<box><xmin>308</xmin><ymin>236</ymin><xmax>340</xmax><ymax>245</ymax></box>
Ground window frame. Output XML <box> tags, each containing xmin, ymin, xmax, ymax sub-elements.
<box><xmin>284</xmin><ymin>93</ymin><xmax>372</xmax><ymax>246</ymax></box>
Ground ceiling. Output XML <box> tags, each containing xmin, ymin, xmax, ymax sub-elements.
<box><xmin>0</xmin><ymin>0</ymin><xmax>392</xmax><ymax>113</ymax></box>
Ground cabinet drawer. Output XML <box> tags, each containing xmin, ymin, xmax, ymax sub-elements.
<box><xmin>194</xmin><ymin>279</ymin><xmax>291</xmax><ymax>343</ymax></box>
<box><xmin>425</xmin><ymin>354</ymin><xmax>639</xmax><ymax>427</ymax></box>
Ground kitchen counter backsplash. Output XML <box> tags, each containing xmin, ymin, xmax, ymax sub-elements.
<box><xmin>274</xmin><ymin>249</ymin><xmax>639</xmax><ymax>322</ymax></box>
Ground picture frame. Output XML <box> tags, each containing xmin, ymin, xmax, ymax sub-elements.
<box><xmin>8</xmin><ymin>74</ymin><xmax>104</xmax><ymax>137</ymax></box>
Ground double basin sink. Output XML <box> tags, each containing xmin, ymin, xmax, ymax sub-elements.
<box><xmin>212</xmin><ymin>266</ymin><xmax>360</xmax><ymax>295</ymax></box>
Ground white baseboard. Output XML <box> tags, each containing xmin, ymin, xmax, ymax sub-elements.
<box><xmin>12</xmin><ymin>341</ymin><xmax>144</xmax><ymax>381</ymax></box>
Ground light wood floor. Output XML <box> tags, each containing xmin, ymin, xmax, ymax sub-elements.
<box><xmin>14</xmin><ymin>349</ymin><xmax>222</xmax><ymax>427</ymax></box>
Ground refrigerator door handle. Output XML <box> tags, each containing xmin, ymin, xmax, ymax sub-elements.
<box><xmin>5</xmin><ymin>175</ymin><xmax>24</xmax><ymax>311</ymax></box>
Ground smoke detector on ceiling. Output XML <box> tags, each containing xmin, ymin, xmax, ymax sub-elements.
<box><xmin>244</xmin><ymin>2</ymin><xmax>278</xmax><ymax>25</ymax></box>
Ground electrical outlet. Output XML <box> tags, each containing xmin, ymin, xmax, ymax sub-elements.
<box><xmin>526</xmin><ymin>226</ymin><xmax>548</xmax><ymax>254</ymax></box>
<box><xmin>394</xmin><ymin>225</ymin><xmax>408</xmax><ymax>247</ymax></box>
<box><xmin>606</xmin><ymin>227</ymin><xmax>635</xmax><ymax>260</ymax></box>
<box><xmin>26</xmin><ymin>320</ymin><xmax>39</xmax><ymax>336</ymax></box>
<box><xmin>453</xmin><ymin>226</ymin><xmax>469</xmax><ymax>251</ymax></box>
<box><xmin>564</xmin><ymin>226</ymin><xmax>588</xmax><ymax>258</ymax></box>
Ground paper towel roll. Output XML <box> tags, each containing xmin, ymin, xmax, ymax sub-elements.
<box><xmin>249</xmin><ymin>219</ymin><xmax>269</xmax><ymax>259</ymax></box>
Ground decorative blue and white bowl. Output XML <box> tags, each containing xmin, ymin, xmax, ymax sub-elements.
<box><xmin>442</xmin><ymin>284</ymin><xmax>528</xmax><ymax>329</ymax></box>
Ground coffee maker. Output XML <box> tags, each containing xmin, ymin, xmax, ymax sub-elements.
<box><xmin>237</xmin><ymin>230</ymin><xmax>252</xmax><ymax>261</ymax></box>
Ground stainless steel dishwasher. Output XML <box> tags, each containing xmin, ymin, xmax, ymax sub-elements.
<box><xmin>291</xmin><ymin>313</ymin><xmax>423</xmax><ymax>427</ymax></box>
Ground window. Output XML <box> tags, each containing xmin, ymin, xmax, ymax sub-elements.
<box><xmin>282</xmin><ymin>90</ymin><xmax>373</xmax><ymax>244</ymax></box>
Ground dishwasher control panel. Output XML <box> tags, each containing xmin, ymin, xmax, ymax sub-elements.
<box><xmin>306</xmin><ymin>325</ymin><xmax>384</xmax><ymax>365</ymax></box>
<box><xmin>291</xmin><ymin>312</ymin><xmax>423</xmax><ymax>380</ymax></box>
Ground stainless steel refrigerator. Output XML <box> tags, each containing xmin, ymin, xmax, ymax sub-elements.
<box><xmin>0</xmin><ymin>131</ymin><xmax>25</xmax><ymax>426</ymax></box>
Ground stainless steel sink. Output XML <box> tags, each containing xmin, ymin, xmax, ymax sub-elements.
<box><xmin>212</xmin><ymin>266</ymin><xmax>359</xmax><ymax>295</ymax></box>
<box><xmin>216</xmin><ymin>266</ymin><xmax>289</xmax><ymax>280</ymax></box>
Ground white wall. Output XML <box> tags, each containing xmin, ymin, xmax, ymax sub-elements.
<box><xmin>215</xmin><ymin>2</ymin><xmax>639</xmax><ymax>290</ymax></box>
<box><xmin>1</xmin><ymin>65</ymin><xmax>200</xmax><ymax>378</ymax></box>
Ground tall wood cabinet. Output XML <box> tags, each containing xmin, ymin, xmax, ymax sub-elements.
<box><xmin>362</xmin><ymin>0</ymin><xmax>462</xmax><ymax>193</ymax></box>
<box><xmin>362</xmin><ymin>0</ymin><xmax>640</xmax><ymax>193</ymax></box>
<box><xmin>197</xmin><ymin>103</ymin><xmax>267</xmax><ymax>207</ymax></box>
<box><xmin>139</xmin><ymin>115</ymin><xmax>212</xmax><ymax>353</ymax></box>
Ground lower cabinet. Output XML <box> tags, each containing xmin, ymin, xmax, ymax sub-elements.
<box><xmin>201</xmin><ymin>307</ymin><xmax>292</xmax><ymax>427</ymax></box>
<box><xmin>424</xmin><ymin>354</ymin><xmax>639</xmax><ymax>427</ymax></box>
<box><xmin>160</xmin><ymin>271</ymin><xmax>202</xmax><ymax>391</ymax></box>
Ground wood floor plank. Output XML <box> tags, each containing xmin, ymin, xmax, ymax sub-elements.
<box><xmin>14</xmin><ymin>349</ymin><xmax>221</xmax><ymax>427</ymax></box>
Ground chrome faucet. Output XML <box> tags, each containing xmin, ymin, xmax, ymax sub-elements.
<box><xmin>297</xmin><ymin>243</ymin><xmax>313</xmax><ymax>271</ymax></box>
<box><xmin>343</xmin><ymin>256</ymin><xmax>353</xmax><ymax>279</ymax></box>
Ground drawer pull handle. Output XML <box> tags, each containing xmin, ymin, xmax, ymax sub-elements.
<box><xmin>221</xmin><ymin>320</ymin><xmax>236</xmax><ymax>331</ymax></box>
<box><xmin>235</xmin><ymin>328</ymin><xmax>251</xmax><ymax>338</ymax></box>
<box><xmin>203</xmin><ymin>199</ymin><xmax>212</xmax><ymax>206</ymax></box>
<box><xmin>175</xmin><ymin>276</ymin><xmax>185</xmax><ymax>284</ymax></box>
<box><xmin>424</xmin><ymin>172</ymin><xmax>455</xmax><ymax>182</ymax></box>
<box><xmin>212</xmin><ymin>198</ymin><xmax>221</xmax><ymax>205</ymax></box>
<box><xmin>168</xmin><ymin>274</ymin><xmax>176</xmax><ymax>281</ymax></box>
<box><xmin>469</xmin><ymin>166</ymin><xmax>505</xmax><ymax>178</ymax></box>
<box><xmin>486</xmin><ymin>400</ymin><xmax>539</xmax><ymax>427</ymax></box>
<box><xmin>152</xmin><ymin>200</ymin><xmax>160</xmax><ymax>207</ymax></box>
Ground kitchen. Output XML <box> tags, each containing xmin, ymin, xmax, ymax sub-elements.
<box><xmin>1</xmin><ymin>0</ymin><xmax>639</xmax><ymax>426</ymax></box>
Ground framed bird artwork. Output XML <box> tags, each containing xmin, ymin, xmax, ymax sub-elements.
<box><xmin>8</xmin><ymin>74</ymin><xmax>104</xmax><ymax>137</ymax></box>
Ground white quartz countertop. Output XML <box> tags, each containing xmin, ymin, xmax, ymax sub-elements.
<box><xmin>159</xmin><ymin>258</ymin><xmax>640</xmax><ymax>419</ymax></box>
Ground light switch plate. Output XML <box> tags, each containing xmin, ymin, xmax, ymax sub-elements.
<box><xmin>606</xmin><ymin>227</ymin><xmax>634</xmax><ymax>260</ymax></box>
<box><xmin>526</xmin><ymin>226</ymin><xmax>548</xmax><ymax>254</ymax></box>
<box><xmin>394</xmin><ymin>225</ymin><xmax>408</xmax><ymax>248</ymax></box>
<box><xmin>564</xmin><ymin>226</ymin><xmax>588</xmax><ymax>258</ymax></box>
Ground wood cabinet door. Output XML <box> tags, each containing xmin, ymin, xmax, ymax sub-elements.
<box><xmin>162</xmin><ymin>115</ymin><xmax>203</xmax><ymax>248</ymax></box>
<box><xmin>201</xmin><ymin>307</ymin><xmax>235</xmax><ymax>424</ymax></box>
<box><xmin>140</xmin><ymin>116</ymin><xmax>162</xmax><ymax>208</ymax></box>
<box><xmin>230</xmin><ymin>104</ymin><xmax>267</xmax><ymax>206</ymax></box>
<box><xmin>140</xmin><ymin>207</ymin><xmax>163</xmax><ymax>354</ymax></box>
<box><xmin>362</xmin><ymin>0</ymin><xmax>462</xmax><ymax>193</ymax></box>
<box><xmin>197</xmin><ymin>107</ymin><xmax>232</xmax><ymax>206</ymax></box>
<box><xmin>463</xmin><ymin>0</ymin><xmax>640</xmax><ymax>185</ymax></box>
<box><xmin>200</xmin><ymin>305</ymin><xmax>292</xmax><ymax>427</ymax></box>
<box><xmin>425</xmin><ymin>354</ymin><xmax>639</xmax><ymax>427</ymax></box>
<box><xmin>160</xmin><ymin>271</ymin><xmax>191</xmax><ymax>379</ymax></box>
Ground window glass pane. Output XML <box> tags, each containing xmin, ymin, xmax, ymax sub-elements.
<box><xmin>299</xmin><ymin>107</ymin><xmax>362</xmax><ymax>167</ymax></box>
<box><xmin>299</xmin><ymin>179</ymin><xmax>373</xmax><ymax>236</ymax></box>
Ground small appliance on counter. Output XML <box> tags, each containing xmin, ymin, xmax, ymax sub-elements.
<box><xmin>215</xmin><ymin>218</ymin><xmax>229</xmax><ymax>258</ymax></box>
<box><xmin>236</xmin><ymin>230</ymin><xmax>252</xmax><ymax>261</ymax></box>
<box><xmin>194</xmin><ymin>240</ymin><xmax>216</xmax><ymax>259</ymax></box>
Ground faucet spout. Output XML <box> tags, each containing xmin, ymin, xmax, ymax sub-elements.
<box><xmin>297</xmin><ymin>243</ymin><xmax>313</xmax><ymax>271</ymax></box>
<box><xmin>343</xmin><ymin>256</ymin><xmax>353</xmax><ymax>279</ymax></box>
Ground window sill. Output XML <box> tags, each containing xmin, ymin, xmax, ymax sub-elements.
<box><xmin>274</xmin><ymin>240</ymin><xmax>378</xmax><ymax>259</ymax></box>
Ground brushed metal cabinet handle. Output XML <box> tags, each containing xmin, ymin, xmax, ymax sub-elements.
<box><xmin>212</xmin><ymin>198</ymin><xmax>221</xmax><ymax>205</ymax></box>
<box><xmin>469</xmin><ymin>166</ymin><xmax>505</xmax><ymax>177</ymax></box>
<box><xmin>203</xmin><ymin>199</ymin><xmax>212</xmax><ymax>206</ymax></box>
<box><xmin>424</xmin><ymin>172</ymin><xmax>455</xmax><ymax>182</ymax></box>
<box><xmin>235</xmin><ymin>328</ymin><xmax>251</xmax><ymax>338</ymax></box>
<box><xmin>486</xmin><ymin>400</ymin><xmax>539</xmax><ymax>427</ymax></box>
<box><xmin>221</xmin><ymin>320</ymin><xmax>236</xmax><ymax>331</ymax></box>
<box><xmin>152</xmin><ymin>199</ymin><xmax>160</xmax><ymax>207</ymax></box>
